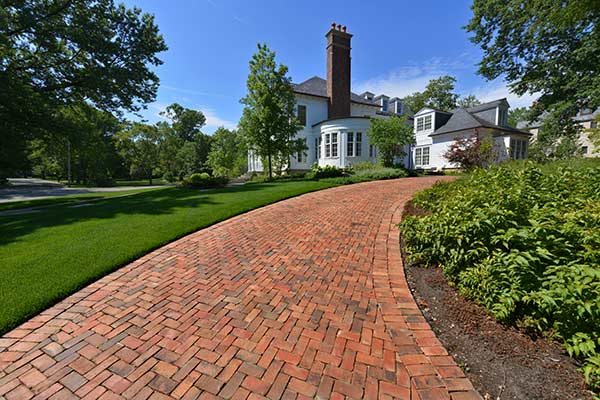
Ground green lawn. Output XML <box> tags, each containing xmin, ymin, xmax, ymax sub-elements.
<box><xmin>0</xmin><ymin>180</ymin><xmax>337</xmax><ymax>334</ymax></box>
<box><xmin>0</xmin><ymin>188</ymin><xmax>163</xmax><ymax>212</ymax></box>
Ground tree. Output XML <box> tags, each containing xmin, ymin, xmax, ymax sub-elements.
<box><xmin>465</xmin><ymin>0</ymin><xmax>600</xmax><ymax>139</ymax></box>
<box><xmin>160</xmin><ymin>103</ymin><xmax>206</xmax><ymax>142</ymax></box>
<box><xmin>457</xmin><ymin>95</ymin><xmax>481</xmax><ymax>108</ymax></box>
<box><xmin>367</xmin><ymin>115</ymin><xmax>414</xmax><ymax>167</ymax></box>
<box><xmin>1</xmin><ymin>0</ymin><xmax>167</xmax><ymax>181</ymax></box>
<box><xmin>239</xmin><ymin>43</ymin><xmax>304</xmax><ymax>179</ymax></box>
<box><xmin>207</xmin><ymin>127</ymin><xmax>247</xmax><ymax>177</ymax></box>
<box><xmin>443</xmin><ymin>135</ymin><xmax>498</xmax><ymax>170</ymax></box>
<box><xmin>528</xmin><ymin>111</ymin><xmax>582</xmax><ymax>161</ymax></box>
<box><xmin>404</xmin><ymin>76</ymin><xmax>459</xmax><ymax>112</ymax></box>
<box><xmin>589</xmin><ymin>115</ymin><xmax>600</xmax><ymax>155</ymax></box>
<box><xmin>508</xmin><ymin>107</ymin><xmax>530</xmax><ymax>128</ymax></box>
<box><xmin>116</xmin><ymin>123</ymin><xmax>161</xmax><ymax>185</ymax></box>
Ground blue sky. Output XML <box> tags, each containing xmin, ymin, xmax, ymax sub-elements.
<box><xmin>123</xmin><ymin>0</ymin><xmax>535</xmax><ymax>133</ymax></box>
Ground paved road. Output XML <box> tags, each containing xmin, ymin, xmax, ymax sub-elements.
<box><xmin>0</xmin><ymin>177</ymin><xmax>480</xmax><ymax>400</ymax></box>
<box><xmin>0</xmin><ymin>179</ymin><xmax>164</xmax><ymax>203</ymax></box>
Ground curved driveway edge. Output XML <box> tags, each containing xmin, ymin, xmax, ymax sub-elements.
<box><xmin>0</xmin><ymin>177</ymin><xmax>480</xmax><ymax>400</ymax></box>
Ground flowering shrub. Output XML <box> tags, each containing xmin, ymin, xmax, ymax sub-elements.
<box><xmin>400</xmin><ymin>160</ymin><xmax>600</xmax><ymax>391</ymax></box>
<box><xmin>443</xmin><ymin>135</ymin><xmax>498</xmax><ymax>170</ymax></box>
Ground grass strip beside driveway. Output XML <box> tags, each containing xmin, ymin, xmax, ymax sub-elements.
<box><xmin>0</xmin><ymin>180</ymin><xmax>336</xmax><ymax>334</ymax></box>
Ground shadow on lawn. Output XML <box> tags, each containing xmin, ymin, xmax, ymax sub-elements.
<box><xmin>0</xmin><ymin>183</ymin><xmax>276</xmax><ymax>246</ymax></box>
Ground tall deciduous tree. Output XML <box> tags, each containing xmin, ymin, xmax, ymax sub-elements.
<box><xmin>404</xmin><ymin>76</ymin><xmax>459</xmax><ymax>113</ymax></box>
<box><xmin>367</xmin><ymin>115</ymin><xmax>414</xmax><ymax>167</ymax></box>
<box><xmin>0</xmin><ymin>0</ymin><xmax>167</xmax><ymax>181</ymax></box>
<box><xmin>116</xmin><ymin>122</ymin><xmax>161</xmax><ymax>185</ymax></box>
<box><xmin>508</xmin><ymin>106</ymin><xmax>531</xmax><ymax>128</ymax></box>
<box><xmin>457</xmin><ymin>95</ymin><xmax>481</xmax><ymax>108</ymax></box>
<box><xmin>239</xmin><ymin>43</ymin><xmax>303</xmax><ymax>179</ymax></box>
<box><xmin>207</xmin><ymin>127</ymin><xmax>247</xmax><ymax>177</ymax></box>
<box><xmin>465</xmin><ymin>0</ymin><xmax>600</xmax><ymax>135</ymax></box>
<box><xmin>160</xmin><ymin>103</ymin><xmax>206</xmax><ymax>142</ymax></box>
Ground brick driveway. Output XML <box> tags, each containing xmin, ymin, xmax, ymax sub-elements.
<box><xmin>0</xmin><ymin>177</ymin><xmax>480</xmax><ymax>400</ymax></box>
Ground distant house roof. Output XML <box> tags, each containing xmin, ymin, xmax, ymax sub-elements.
<box><xmin>415</xmin><ymin>99</ymin><xmax>531</xmax><ymax>137</ymax></box>
<box><xmin>517</xmin><ymin>108</ymin><xmax>600</xmax><ymax>129</ymax></box>
<box><xmin>292</xmin><ymin>76</ymin><xmax>379</xmax><ymax>107</ymax></box>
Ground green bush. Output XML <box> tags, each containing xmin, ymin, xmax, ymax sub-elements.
<box><xmin>321</xmin><ymin>167</ymin><xmax>407</xmax><ymax>185</ymax></box>
<box><xmin>349</xmin><ymin>161</ymin><xmax>379</xmax><ymax>171</ymax></box>
<box><xmin>183</xmin><ymin>173</ymin><xmax>229</xmax><ymax>189</ymax></box>
<box><xmin>400</xmin><ymin>160</ymin><xmax>600</xmax><ymax>392</ymax></box>
<box><xmin>306</xmin><ymin>164</ymin><xmax>345</xmax><ymax>180</ymax></box>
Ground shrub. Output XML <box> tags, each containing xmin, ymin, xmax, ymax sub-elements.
<box><xmin>183</xmin><ymin>173</ymin><xmax>229</xmax><ymax>189</ymax></box>
<box><xmin>400</xmin><ymin>160</ymin><xmax>600</xmax><ymax>392</ymax></box>
<box><xmin>443</xmin><ymin>135</ymin><xmax>499</xmax><ymax>170</ymax></box>
<box><xmin>349</xmin><ymin>161</ymin><xmax>379</xmax><ymax>171</ymax></box>
<box><xmin>321</xmin><ymin>168</ymin><xmax>407</xmax><ymax>185</ymax></box>
<box><xmin>306</xmin><ymin>164</ymin><xmax>345</xmax><ymax>180</ymax></box>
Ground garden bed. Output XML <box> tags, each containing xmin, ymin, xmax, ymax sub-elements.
<box><xmin>401</xmin><ymin>200</ymin><xmax>594</xmax><ymax>400</ymax></box>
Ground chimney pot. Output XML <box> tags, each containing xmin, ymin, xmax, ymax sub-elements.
<box><xmin>331</xmin><ymin>22</ymin><xmax>336</xmax><ymax>29</ymax></box>
<box><xmin>342</xmin><ymin>26</ymin><xmax>346</xmax><ymax>32</ymax></box>
<box><xmin>337</xmin><ymin>24</ymin><xmax>341</xmax><ymax>30</ymax></box>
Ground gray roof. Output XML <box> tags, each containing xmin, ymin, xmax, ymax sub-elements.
<box><xmin>292</xmin><ymin>76</ymin><xmax>379</xmax><ymax>107</ymax></box>
<box><xmin>431</xmin><ymin>103</ymin><xmax>531</xmax><ymax>137</ymax></box>
<box><xmin>465</xmin><ymin>98</ymin><xmax>508</xmax><ymax>113</ymax></box>
<box><xmin>517</xmin><ymin>108</ymin><xmax>600</xmax><ymax>129</ymax></box>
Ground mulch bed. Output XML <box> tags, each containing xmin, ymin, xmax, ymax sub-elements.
<box><xmin>400</xmin><ymin>201</ymin><xmax>594</xmax><ymax>400</ymax></box>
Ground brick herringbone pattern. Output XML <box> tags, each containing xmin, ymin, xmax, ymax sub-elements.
<box><xmin>0</xmin><ymin>177</ymin><xmax>481</xmax><ymax>400</ymax></box>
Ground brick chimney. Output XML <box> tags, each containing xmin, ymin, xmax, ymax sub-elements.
<box><xmin>326</xmin><ymin>23</ymin><xmax>352</xmax><ymax>119</ymax></box>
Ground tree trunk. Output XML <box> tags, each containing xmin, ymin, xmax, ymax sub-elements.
<box><xmin>267</xmin><ymin>152</ymin><xmax>273</xmax><ymax>180</ymax></box>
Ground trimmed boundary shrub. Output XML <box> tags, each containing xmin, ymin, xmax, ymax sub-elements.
<box><xmin>183</xmin><ymin>173</ymin><xmax>229</xmax><ymax>189</ymax></box>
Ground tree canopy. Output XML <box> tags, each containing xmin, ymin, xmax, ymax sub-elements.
<box><xmin>466</xmin><ymin>0</ymin><xmax>600</xmax><ymax>123</ymax></box>
<box><xmin>207</xmin><ymin>127</ymin><xmax>247</xmax><ymax>177</ymax></box>
<box><xmin>403</xmin><ymin>75</ymin><xmax>482</xmax><ymax>113</ymax></box>
<box><xmin>0</xmin><ymin>0</ymin><xmax>167</xmax><ymax>181</ymax></box>
<box><xmin>239</xmin><ymin>43</ymin><xmax>303</xmax><ymax>179</ymax></box>
<box><xmin>367</xmin><ymin>115</ymin><xmax>414</xmax><ymax>167</ymax></box>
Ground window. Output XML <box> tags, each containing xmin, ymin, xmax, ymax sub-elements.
<box><xmin>510</xmin><ymin>138</ymin><xmax>529</xmax><ymax>159</ymax></box>
<box><xmin>423</xmin><ymin>115</ymin><xmax>432</xmax><ymax>130</ymax></box>
<box><xmin>331</xmin><ymin>132</ymin><xmax>338</xmax><ymax>157</ymax></box>
<box><xmin>347</xmin><ymin>132</ymin><xmax>354</xmax><ymax>157</ymax></box>
<box><xmin>416</xmin><ymin>117</ymin><xmax>424</xmax><ymax>132</ymax></box>
<box><xmin>498</xmin><ymin>108</ymin><xmax>508</xmax><ymax>126</ymax></box>
<box><xmin>297</xmin><ymin>138</ymin><xmax>306</xmax><ymax>162</ymax></box>
<box><xmin>591</xmin><ymin>121</ymin><xmax>598</xmax><ymax>129</ymax></box>
<box><xmin>355</xmin><ymin>132</ymin><xmax>362</xmax><ymax>156</ymax></box>
<box><xmin>582</xmin><ymin>146</ymin><xmax>589</xmax><ymax>155</ymax></box>
<box><xmin>415</xmin><ymin>146</ymin><xmax>430</xmax><ymax>166</ymax></box>
<box><xmin>416</xmin><ymin>115</ymin><xmax>432</xmax><ymax>132</ymax></box>
<box><xmin>318</xmin><ymin>136</ymin><xmax>322</xmax><ymax>159</ymax></box>
<box><xmin>314</xmin><ymin>137</ymin><xmax>319</xmax><ymax>159</ymax></box>
<box><xmin>297</xmin><ymin>105</ymin><xmax>307</xmax><ymax>126</ymax></box>
<box><xmin>382</xmin><ymin>98</ymin><xmax>389</xmax><ymax>112</ymax></box>
<box><xmin>324</xmin><ymin>134</ymin><xmax>331</xmax><ymax>158</ymax></box>
<box><xmin>369</xmin><ymin>144</ymin><xmax>377</xmax><ymax>158</ymax></box>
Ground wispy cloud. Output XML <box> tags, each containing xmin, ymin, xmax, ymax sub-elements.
<box><xmin>355</xmin><ymin>55</ymin><xmax>537</xmax><ymax>108</ymax></box>
<box><xmin>148</xmin><ymin>102</ymin><xmax>236</xmax><ymax>133</ymax></box>
<box><xmin>470</xmin><ymin>81</ymin><xmax>538</xmax><ymax>109</ymax></box>
<box><xmin>233</xmin><ymin>16</ymin><xmax>250</xmax><ymax>25</ymax></box>
<box><xmin>354</xmin><ymin>55</ymin><xmax>476</xmax><ymax>98</ymax></box>
<box><xmin>161</xmin><ymin>85</ymin><xmax>235</xmax><ymax>100</ymax></box>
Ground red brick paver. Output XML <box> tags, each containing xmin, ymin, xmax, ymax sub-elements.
<box><xmin>0</xmin><ymin>178</ymin><xmax>481</xmax><ymax>400</ymax></box>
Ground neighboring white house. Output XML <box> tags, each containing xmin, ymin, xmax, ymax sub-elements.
<box><xmin>411</xmin><ymin>99</ymin><xmax>533</xmax><ymax>170</ymax></box>
<box><xmin>517</xmin><ymin>108</ymin><xmax>599</xmax><ymax>157</ymax></box>
<box><xmin>248</xmin><ymin>24</ymin><xmax>532</xmax><ymax>173</ymax></box>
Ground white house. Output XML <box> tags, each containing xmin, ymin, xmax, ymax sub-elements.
<box><xmin>248</xmin><ymin>23</ymin><xmax>532</xmax><ymax>173</ymax></box>
<box><xmin>248</xmin><ymin>23</ymin><xmax>408</xmax><ymax>173</ymax></box>
<box><xmin>411</xmin><ymin>100</ymin><xmax>533</xmax><ymax>170</ymax></box>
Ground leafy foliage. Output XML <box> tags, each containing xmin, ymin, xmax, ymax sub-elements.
<box><xmin>0</xmin><ymin>0</ymin><xmax>167</xmax><ymax>181</ymax></box>
<box><xmin>320</xmin><ymin>168</ymin><xmax>407</xmax><ymax>185</ymax></box>
<box><xmin>403</xmin><ymin>76</ymin><xmax>459</xmax><ymax>113</ymax></box>
<box><xmin>367</xmin><ymin>115</ymin><xmax>414</xmax><ymax>167</ymax></box>
<box><xmin>182</xmin><ymin>172</ymin><xmax>228</xmax><ymax>189</ymax></box>
<box><xmin>207</xmin><ymin>127</ymin><xmax>247</xmax><ymax>177</ymax></box>
<box><xmin>400</xmin><ymin>161</ymin><xmax>600</xmax><ymax>391</ymax></box>
<box><xmin>443</xmin><ymin>135</ymin><xmax>498</xmax><ymax>170</ymax></box>
<box><xmin>306</xmin><ymin>164</ymin><xmax>345</xmax><ymax>180</ymax></box>
<box><xmin>239</xmin><ymin>43</ymin><xmax>304</xmax><ymax>179</ymax></box>
<box><xmin>465</xmin><ymin>0</ymin><xmax>600</xmax><ymax>147</ymax></box>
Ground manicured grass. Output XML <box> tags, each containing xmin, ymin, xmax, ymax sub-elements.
<box><xmin>0</xmin><ymin>180</ymin><xmax>337</xmax><ymax>334</ymax></box>
<box><xmin>52</xmin><ymin>178</ymin><xmax>168</xmax><ymax>187</ymax></box>
<box><xmin>0</xmin><ymin>188</ymin><xmax>163</xmax><ymax>212</ymax></box>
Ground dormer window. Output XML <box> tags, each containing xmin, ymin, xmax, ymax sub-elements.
<box><xmin>416</xmin><ymin>114</ymin><xmax>432</xmax><ymax>132</ymax></box>
<box><xmin>498</xmin><ymin>107</ymin><xmax>508</xmax><ymax>126</ymax></box>
<box><xmin>382</xmin><ymin>98</ymin><xmax>389</xmax><ymax>112</ymax></box>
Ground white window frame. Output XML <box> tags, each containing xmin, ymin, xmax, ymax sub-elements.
<box><xmin>331</xmin><ymin>132</ymin><xmax>338</xmax><ymax>157</ymax></box>
<box><xmin>369</xmin><ymin>144</ymin><xmax>377</xmax><ymax>158</ymax></box>
<box><xmin>347</xmin><ymin>132</ymin><xmax>354</xmax><ymax>157</ymax></box>
<box><xmin>416</xmin><ymin>117</ymin><xmax>424</xmax><ymax>132</ymax></box>
<box><xmin>324</xmin><ymin>133</ymin><xmax>331</xmax><ymax>158</ymax></box>
<box><xmin>355</xmin><ymin>132</ymin><xmax>362</xmax><ymax>156</ymax></box>
<box><xmin>415</xmin><ymin>146</ymin><xmax>430</xmax><ymax>166</ymax></box>
<box><xmin>510</xmin><ymin>138</ymin><xmax>529</xmax><ymax>160</ymax></box>
<box><xmin>297</xmin><ymin>105</ymin><xmax>307</xmax><ymax>126</ymax></box>
<box><xmin>423</xmin><ymin>115</ymin><xmax>432</xmax><ymax>130</ymax></box>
